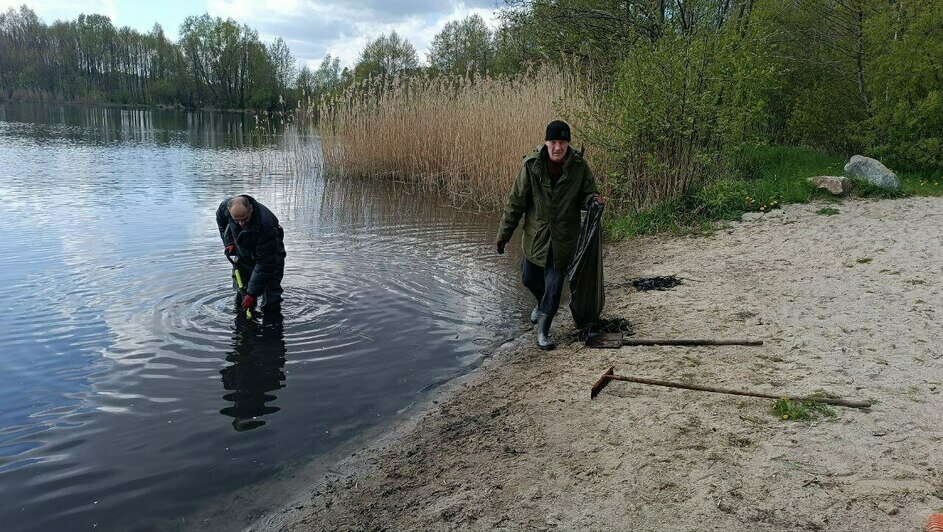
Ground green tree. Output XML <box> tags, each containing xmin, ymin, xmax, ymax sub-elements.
<box><xmin>148</xmin><ymin>23</ymin><xmax>188</xmax><ymax>105</ymax></box>
<box><xmin>179</xmin><ymin>14</ymin><xmax>270</xmax><ymax>108</ymax></box>
<box><xmin>858</xmin><ymin>0</ymin><xmax>943</xmax><ymax>169</ymax></box>
<box><xmin>497</xmin><ymin>0</ymin><xmax>680</xmax><ymax>73</ymax></box>
<box><xmin>313</xmin><ymin>54</ymin><xmax>341</xmax><ymax>93</ymax></box>
<box><xmin>297</xmin><ymin>53</ymin><xmax>342</xmax><ymax>100</ymax></box>
<box><xmin>428</xmin><ymin>14</ymin><xmax>494</xmax><ymax>74</ymax></box>
<box><xmin>352</xmin><ymin>31</ymin><xmax>418</xmax><ymax>83</ymax></box>
<box><xmin>0</xmin><ymin>6</ymin><xmax>48</xmax><ymax>93</ymax></box>
<box><xmin>578</xmin><ymin>0</ymin><xmax>768</xmax><ymax>207</ymax></box>
<box><xmin>268</xmin><ymin>36</ymin><xmax>296</xmax><ymax>94</ymax></box>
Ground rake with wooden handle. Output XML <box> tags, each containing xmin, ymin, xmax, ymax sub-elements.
<box><xmin>585</xmin><ymin>333</ymin><xmax>764</xmax><ymax>348</ymax></box>
<box><xmin>590</xmin><ymin>366</ymin><xmax>872</xmax><ymax>408</ymax></box>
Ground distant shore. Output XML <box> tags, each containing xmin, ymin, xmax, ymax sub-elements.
<box><xmin>0</xmin><ymin>97</ymin><xmax>273</xmax><ymax>114</ymax></box>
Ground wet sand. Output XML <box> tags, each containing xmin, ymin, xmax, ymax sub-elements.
<box><xmin>248</xmin><ymin>197</ymin><xmax>943</xmax><ymax>531</ymax></box>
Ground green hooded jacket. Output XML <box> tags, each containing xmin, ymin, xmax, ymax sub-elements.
<box><xmin>497</xmin><ymin>145</ymin><xmax>599</xmax><ymax>270</ymax></box>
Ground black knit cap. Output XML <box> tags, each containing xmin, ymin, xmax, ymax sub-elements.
<box><xmin>544</xmin><ymin>120</ymin><xmax>571</xmax><ymax>142</ymax></box>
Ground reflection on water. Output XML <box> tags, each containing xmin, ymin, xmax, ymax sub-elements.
<box><xmin>220</xmin><ymin>320</ymin><xmax>287</xmax><ymax>432</ymax></box>
<box><xmin>0</xmin><ymin>102</ymin><xmax>298</xmax><ymax>149</ymax></box>
<box><xmin>0</xmin><ymin>101</ymin><xmax>532</xmax><ymax>531</ymax></box>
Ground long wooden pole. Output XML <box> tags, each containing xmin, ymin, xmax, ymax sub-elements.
<box><xmin>591</xmin><ymin>367</ymin><xmax>872</xmax><ymax>408</ymax></box>
<box><xmin>622</xmin><ymin>338</ymin><xmax>763</xmax><ymax>346</ymax></box>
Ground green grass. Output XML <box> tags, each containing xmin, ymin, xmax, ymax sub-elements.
<box><xmin>894</xmin><ymin>156</ymin><xmax>943</xmax><ymax>195</ymax></box>
<box><xmin>816</xmin><ymin>207</ymin><xmax>840</xmax><ymax>215</ymax></box>
<box><xmin>606</xmin><ymin>145</ymin><xmax>942</xmax><ymax>240</ymax></box>
<box><xmin>771</xmin><ymin>397</ymin><xmax>836</xmax><ymax>422</ymax></box>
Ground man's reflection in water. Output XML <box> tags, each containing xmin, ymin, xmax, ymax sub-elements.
<box><xmin>220</xmin><ymin>314</ymin><xmax>286</xmax><ymax>432</ymax></box>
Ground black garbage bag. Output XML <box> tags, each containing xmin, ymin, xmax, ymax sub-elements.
<box><xmin>567</xmin><ymin>201</ymin><xmax>605</xmax><ymax>328</ymax></box>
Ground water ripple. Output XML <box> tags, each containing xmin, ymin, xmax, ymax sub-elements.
<box><xmin>0</xmin><ymin>104</ymin><xmax>533</xmax><ymax>531</ymax></box>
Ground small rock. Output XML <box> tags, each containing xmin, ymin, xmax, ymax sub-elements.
<box><xmin>741</xmin><ymin>212</ymin><xmax>764</xmax><ymax>222</ymax></box>
<box><xmin>808</xmin><ymin>175</ymin><xmax>852</xmax><ymax>195</ymax></box>
<box><xmin>844</xmin><ymin>155</ymin><xmax>900</xmax><ymax>190</ymax></box>
<box><xmin>877</xmin><ymin>502</ymin><xmax>899</xmax><ymax>515</ymax></box>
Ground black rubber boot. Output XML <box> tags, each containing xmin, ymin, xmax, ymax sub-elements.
<box><xmin>261</xmin><ymin>304</ymin><xmax>283</xmax><ymax>326</ymax></box>
<box><xmin>536</xmin><ymin>313</ymin><xmax>556</xmax><ymax>350</ymax></box>
<box><xmin>530</xmin><ymin>306</ymin><xmax>539</xmax><ymax>324</ymax></box>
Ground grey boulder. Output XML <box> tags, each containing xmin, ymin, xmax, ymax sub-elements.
<box><xmin>844</xmin><ymin>155</ymin><xmax>900</xmax><ymax>190</ymax></box>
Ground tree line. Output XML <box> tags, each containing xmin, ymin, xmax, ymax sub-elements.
<box><xmin>2</xmin><ymin>1</ymin><xmax>940</xmax><ymax>178</ymax></box>
<box><xmin>0</xmin><ymin>6</ymin><xmax>515</xmax><ymax>111</ymax></box>
<box><xmin>0</xmin><ymin>7</ymin><xmax>298</xmax><ymax>109</ymax></box>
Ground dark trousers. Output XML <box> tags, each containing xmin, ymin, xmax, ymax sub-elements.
<box><xmin>233</xmin><ymin>265</ymin><xmax>284</xmax><ymax>314</ymax></box>
<box><xmin>521</xmin><ymin>247</ymin><xmax>564</xmax><ymax>317</ymax></box>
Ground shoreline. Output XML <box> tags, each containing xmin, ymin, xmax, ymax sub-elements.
<box><xmin>173</xmin><ymin>331</ymin><xmax>532</xmax><ymax>532</ymax></box>
<box><xmin>249</xmin><ymin>197</ymin><xmax>943</xmax><ymax>531</ymax></box>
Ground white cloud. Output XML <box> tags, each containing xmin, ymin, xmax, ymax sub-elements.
<box><xmin>207</xmin><ymin>0</ymin><xmax>304</xmax><ymax>20</ymax></box>
<box><xmin>207</xmin><ymin>0</ymin><xmax>500</xmax><ymax>68</ymax></box>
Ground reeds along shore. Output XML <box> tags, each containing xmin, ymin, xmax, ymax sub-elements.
<box><xmin>315</xmin><ymin>66</ymin><xmax>591</xmax><ymax>209</ymax></box>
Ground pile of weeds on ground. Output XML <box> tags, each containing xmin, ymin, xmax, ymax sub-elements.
<box><xmin>771</xmin><ymin>396</ymin><xmax>837</xmax><ymax>423</ymax></box>
<box><xmin>568</xmin><ymin>317</ymin><xmax>633</xmax><ymax>344</ymax></box>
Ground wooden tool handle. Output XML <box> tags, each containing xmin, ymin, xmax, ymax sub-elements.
<box><xmin>595</xmin><ymin>371</ymin><xmax>872</xmax><ymax>408</ymax></box>
<box><xmin>622</xmin><ymin>339</ymin><xmax>764</xmax><ymax>346</ymax></box>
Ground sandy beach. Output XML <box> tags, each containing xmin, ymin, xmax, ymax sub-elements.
<box><xmin>248</xmin><ymin>197</ymin><xmax>943</xmax><ymax>531</ymax></box>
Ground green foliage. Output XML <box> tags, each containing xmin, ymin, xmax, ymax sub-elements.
<box><xmin>0</xmin><ymin>6</ymin><xmax>298</xmax><ymax>109</ymax></box>
<box><xmin>352</xmin><ymin>32</ymin><xmax>418</xmax><ymax>84</ymax></box>
<box><xmin>771</xmin><ymin>397</ymin><xmax>836</xmax><ymax>422</ymax></box>
<box><xmin>268</xmin><ymin>37</ymin><xmax>297</xmax><ymax>91</ymax></box>
<box><xmin>605</xmin><ymin>146</ymin><xmax>835</xmax><ymax>239</ymax></box>
<box><xmin>605</xmin><ymin>144</ymin><xmax>940</xmax><ymax>240</ymax></box>
<box><xmin>179</xmin><ymin>14</ymin><xmax>294</xmax><ymax>110</ymax></box>
<box><xmin>511</xmin><ymin>0</ymin><xmax>943</xmax><ymax>214</ymax></box>
<box><xmin>847</xmin><ymin>177</ymin><xmax>904</xmax><ymax>199</ymax></box>
<box><xmin>750</xmin><ymin>1</ymin><xmax>866</xmax><ymax>152</ymax></box>
<box><xmin>900</xmin><ymin>170</ymin><xmax>943</xmax><ymax>196</ymax></box>
<box><xmin>856</xmin><ymin>0</ymin><xmax>943</xmax><ymax>171</ymax></box>
<box><xmin>428</xmin><ymin>14</ymin><xmax>494</xmax><ymax>75</ymax></box>
<box><xmin>296</xmin><ymin>54</ymin><xmax>347</xmax><ymax>120</ymax></box>
<box><xmin>580</xmin><ymin>2</ymin><xmax>779</xmax><ymax>211</ymax></box>
<box><xmin>497</xmin><ymin>0</ymin><xmax>647</xmax><ymax>73</ymax></box>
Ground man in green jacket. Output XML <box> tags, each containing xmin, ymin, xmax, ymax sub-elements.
<box><xmin>495</xmin><ymin>120</ymin><xmax>604</xmax><ymax>350</ymax></box>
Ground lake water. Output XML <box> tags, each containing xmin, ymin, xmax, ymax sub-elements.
<box><xmin>0</xmin><ymin>103</ymin><xmax>532</xmax><ymax>531</ymax></box>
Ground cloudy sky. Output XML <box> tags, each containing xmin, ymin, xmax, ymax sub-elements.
<box><xmin>1</xmin><ymin>0</ymin><xmax>502</xmax><ymax>69</ymax></box>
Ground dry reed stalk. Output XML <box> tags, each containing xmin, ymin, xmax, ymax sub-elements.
<box><xmin>317</xmin><ymin>65</ymin><xmax>594</xmax><ymax>209</ymax></box>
